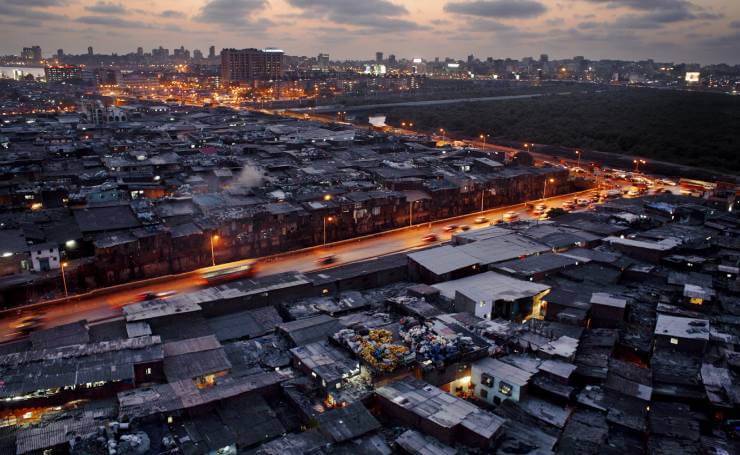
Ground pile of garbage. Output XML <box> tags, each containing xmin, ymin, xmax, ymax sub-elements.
<box><xmin>400</xmin><ymin>318</ymin><xmax>475</xmax><ymax>365</ymax></box>
<box><xmin>334</xmin><ymin>328</ymin><xmax>413</xmax><ymax>373</ymax></box>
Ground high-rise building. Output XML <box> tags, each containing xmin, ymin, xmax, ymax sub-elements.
<box><xmin>56</xmin><ymin>49</ymin><xmax>64</xmax><ymax>61</ymax></box>
<box><xmin>220</xmin><ymin>48</ymin><xmax>284</xmax><ymax>83</ymax></box>
<box><xmin>317</xmin><ymin>53</ymin><xmax>330</xmax><ymax>69</ymax></box>
<box><xmin>21</xmin><ymin>46</ymin><xmax>42</xmax><ymax>62</ymax></box>
<box><xmin>45</xmin><ymin>65</ymin><xmax>82</xmax><ymax>83</ymax></box>
<box><xmin>376</xmin><ymin>52</ymin><xmax>384</xmax><ymax>63</ymax></box>
<box><xmin>388</xmin><ymin>54</ymin><xmax>396</xmax><ymax>66</ymax></box>
<box><xmin>88</xmin><ymin>46</ymin><xmax>94</xmax><ymax>56</ymax></box>
<box><xmin>137</xmin><ymin>47</ymin><xmax>143</xmax><ymax>56</ymax></box>
<box><xmin>209</xmin><ymin>45</ymin><xmax>216</xmax><ymax>59</ymax></box>
<box><xmin>540</xmin><ymin>54</ymin><xmax>548</xmax><ymax>64</ymax></box>
<box><xmin>193</xmin><ymin>49</ymin><xmax>203</xmax><ymax>61</ymax></box>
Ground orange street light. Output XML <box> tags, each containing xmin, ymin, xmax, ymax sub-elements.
<box><xmin>210</xmin><ymin>235</ymin><xmax>219</xmax><ymax>267</ymax></box>
<box><xmin>323</xmin><ymin>194</ymin><xmax>332</xmax><ymax>201</ymax></box>
<box><xmin>543</xmin><ymin>178</ymin><xmax>555</xmax><ymax>199</ymax></box>
<box><xmin>60</xmin><ymin>261</ymin><xmax>69</xmax><ymax>297</ymax></box>
<box><xmin>323</xmin><ymin>216</ymin><xmax>334</xmax><ymax>245</ymax></box>
<box><xmin>575</xmin><ymin>150</ymin><xmax>581</xmax><ymax>169</ymax></box>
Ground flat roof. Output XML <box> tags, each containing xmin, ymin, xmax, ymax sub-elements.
<box><xmin>473</xmin><ymin>357</ymin><xmax>533</xmax><ymax>387</ymax></box>
<box><xmin>654</xmin><ymin>314</ymin><xmax>709</xmax><ymax>341</ymax></box>
<box><xmin>123</xmin><ymin>299</ymin><xmax>202</xmax><ymax>322</ymax></box>
<box><xmin>433</xmin><ymin>271</ymin><xmax>549</xmax><ymax>303</ymax></box>
<box><xmin>407</xmin><ymin>245</ymin><xmax>480</xmax><ymax>276</ymax></box>
<box><xmin>456</xmin><ymin>234</ymin><xmax>549</xmax><ymax>265</ymax></box>
<box><xmin>590</xmin><ymin>292</ymin><xmax>627</xmax><ymax>309</ymax></box>
<box><xmin>603</xmin><ymin>236</ymin><xmax>681</xmax><ymax>251</ymax></box>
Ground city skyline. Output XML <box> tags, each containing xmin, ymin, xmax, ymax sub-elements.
<box><xmin>1</xmin><ymin>0</ymin><xmax>740</xmax><ymax>64</ymax></box>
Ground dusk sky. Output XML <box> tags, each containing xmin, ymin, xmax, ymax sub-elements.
<box><xmin>1</xmin><ymin>0</ymin><xmax>739</xmax><ymax>64</ymax></box>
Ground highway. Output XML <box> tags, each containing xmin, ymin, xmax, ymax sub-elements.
<box><xmin>0</xmin><ymin>186</ymin><xmax>620</xmax><ymax>342</ymax></box>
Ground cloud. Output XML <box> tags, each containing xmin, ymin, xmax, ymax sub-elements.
<box><xmin>76</xmin><ymin>15</ymin><xmax>142</xmax><ymax>27</ymax></box>
<box><xmin>0</xmin><ymin>0</ymin><xmax>66</xmax><ymax>21</ymax></box>
<box><xmin>444</xmin><ymin>0</ymin><xmax>547</xmax><ymax>19</ymax></box>
<box><xmin>194</xmin><ymin>0</ymin><xmax>269</xmax><ymax>26</ymax></box>
<box><xmin>573</xmin><ymin>0</ymin><xmax>724</xmax><ymax>30</ymax></box>
<box><xmin>85</xmin><ymin>1</ymin><xmax>126</xmax><ymax>14</ymax></box>
<box><xmin>159</xmin><ymin>10</ymin><xmax>186</xmax><ymax>19</ymax></box>
<box><xmin>285</xmin><ymin>0</ymin><xmax>424</xmax><ymax>32</ymax></box>
<box><xmin>3</xmin><ymin>0</ymin><xmax>65</xmax><ymax>6</ymax></box>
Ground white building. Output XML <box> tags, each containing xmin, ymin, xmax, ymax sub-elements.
<box><xmin>472</xmin><ymin>357</ymin><xmax>535</xmax><ymax>405</ymax></box>
<box><xmin>30</xmin><ymin>243</ymin><xmax>60</xmax><ymax>272</ymax></box>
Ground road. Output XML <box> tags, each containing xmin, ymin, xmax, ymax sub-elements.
<box><xmin>0</xmin><ymin>187</ymin><xmax>618</xmax><ymax>342</ymax></box>
<box><xmin>290</xmin><ymin>93</ymin><xmax>570</xmax><ymax>114</ymax></box>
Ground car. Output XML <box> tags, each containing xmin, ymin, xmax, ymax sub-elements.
<box><xmin>460</xmin><ymin>225</ymin><xmax>470</xmax><ymax>231</ymax></box>
<box><xmin>502</xmin><ymin>211</ymin><xmax>519</xmax><ymax>222</ymax></box>
<box><xmin>561</xmin><ymin>202</ymin><xmax>575</xmax><ymax>211</ymax></box>
<box><xmin>443</xmin><ymin>224</ymin><xmax>459</xmax><ymax>232</ymax></box>
<box><xmin>136</xmin><ymin>290</ymin><xmax>177</xmax><ymax>301</ymax></box>
<box><xmin>14</xmin><ymin>316</ymin><xmax>43</xmax><ymax>334</ymax></box>
<box><xmin>317</xmin><ymin>255</ymin><xmax>337</xmax><ymax>265</ymax></box>
<box><xmin>422</xmin><ymin>234</ymin><xmax>439</xmax><ymax>243</ymax></box>
<box><xmin>474</xmin><ymin>216</ymin><xmax>488</xmax><ymax>224</ymax></box>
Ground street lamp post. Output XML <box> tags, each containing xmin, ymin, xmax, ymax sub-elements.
<box><xmin>409</xmin><ymin>201</ymin><xmax>420</xmax><ymax>227</ymax></box>
<box><xmin>575</xmin><ymin>150</ymin><xmax>581</xmax><ymax>169</ymax></box>
<box><xmin>210</xmin><ymin>235</ymin><xmax>219</xmax><ymax>267</ymax></box>
<box><xmin>439</xmin><ymin>128</ymin><xmax>446</xmax><ymax>142</ymax></box>
<box><xmin>543</xmin><ymin>178</ymin><xmax>555</xmax><ymax>200</ymax></box>
<box><xmin>60</xmin><ymin>261</ymin><xmax>68</xmax><ymax>297</ymax></box>
<box><xmin>633</xmin><ymin>159</ymin><xmax>646</xmax><ymax>173</ymax></box>
<box><xmin>323</xmin><ymin>216</ymin><xmax>334</xmax><ymax>245</ymax></box>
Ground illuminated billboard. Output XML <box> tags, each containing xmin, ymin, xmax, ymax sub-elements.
<box><xmin>685</xmin><ymin>72</ymin><xmax>700</xmax><ymax>83</ymax></box>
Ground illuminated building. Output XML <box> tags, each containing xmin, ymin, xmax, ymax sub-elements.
<box><xmin>45</xmin><ymin>65</ymin><xmax>83</xmax><ymax>83</ymax></box>
<box><xmin>220</xmin><ymin>48</ymin><xmax>284</xmax><ymax>83</ymax></box>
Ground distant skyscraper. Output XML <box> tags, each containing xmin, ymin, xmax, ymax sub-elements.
<box><xmin>540</xmin><ymin>54</ymin><xmax>548</xmax><ymax>64</ymax></box>
<box><xmin>467</xmin><ymin>54</ymin><xmax>474</xmax><ymax>64</ymax></box>
<box><xmin>376</xmin><ymin>52</ymin><xmax>384</xmax><ymax>63</ymax></box>
<box><xmin>21</xmin><ymin>46</ymin><xmax>42</xmax><ymax>62</ymax></box>
<box><xmin>137</xmin><ymin>47</ymin><xmax>143</xmax><ymax>56</ymax></box>
<box><xmin>388</xmin><ymin>54</ymin><xmax>396</xmax><ymax>66</ymax></box>
<box><xmin>317</xmin><ymin>53</ymin><xmax>330</xmax><ymax>69</ymax></box>
<box><xmin>193</xmin><ymin>49</ymin><xmax>203</xmax><ymax>61</ymax></box>
<box><xmin>220</xmin><ymin>48</ymin><xmax>284</xmax><ymax>83</ymax></box>
<box><xmin>57</xmin><ymin>49</ymin><xmax>64</xmax><ymax>61</ymax></box>
<box><xmin>88</xmin><ymin>46</ymin><xmax>94</xmax><ymax>56</ymax></box>
<box><xmin>209</xmin><ymin>45</ymin><xmax>216</xmax><ymax>59</ymax></box>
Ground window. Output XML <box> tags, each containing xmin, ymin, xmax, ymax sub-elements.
<box><xmin>145</xmin><ymin>367</ymin><xmax>152</xmax><ymax>375</ymax></box>
<box><xmin>499</xmin><ymin>381</ymin><xmax>513</xmax><ymax>396</ymax></box>
<box><xmin>670</xmin><ymin>337</ymin><xmax>679</xmax><ymax>345</ymax></box>
<box><xmin>481</xmin><ymin>373</ymin><xmax>494</xmax><ymax>388</ymax></box>
<box><xmin>479</xmin><ymin>388</ymin><xmax>488</xmax><ymax>398</ymax></box>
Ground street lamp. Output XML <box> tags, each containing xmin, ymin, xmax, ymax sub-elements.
<box><xmin>439</xmin><ymin>128</ymin><xmax>446</xmax><ymax>142</ymax></box>
<box><xmin>210</xmin><ymin>235</ymin><xmax>219</xmax><ymax>267</ymax></box>
<box><xmin>60</xmin><ymin>261</ymin><xmax>68</xmax><ymax>297</ymax></box>
<box><xmin>633</xmin><ymin>159</ymin><xmax>646</xmax><ymax>173</ymax></box>
<box><xmin>479</xmin><ymin>134</ymin><xmax>489</xmax><ymax>147</ymax></box>
<box><xmin>543</xmin><ymin>178</ymin><xmax>555</xmax><ymax>200</ymax></box>
<box><xmin>323</xmin><ymin>216</ymin><xmax>334</xmax><ymax>245</ymax></box>
<box><xmin>323</xmin><ymin>194</ymin><xmax>332</xmax><ymax>201</ymax></box>
<box><xmin>409</xmin><ymin>200</ymin><xmax>421</xmax><ymax>227</ymax></box>
<box><xmin>575</xmin><ymin>150</ymin><xmax>581</xmax><ymax>169</ymax></box>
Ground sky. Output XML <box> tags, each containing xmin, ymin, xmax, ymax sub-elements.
<box><xmin>1</xmin><ymin>0</ymin><xmax>739</xmax><ymax>64</ymax></box>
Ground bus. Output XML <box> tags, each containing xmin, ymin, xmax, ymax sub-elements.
<box><xmin>201</xmin><ymin>262</ymin><xmax>257</xmax><ymax>285</ymax></box>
